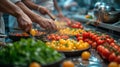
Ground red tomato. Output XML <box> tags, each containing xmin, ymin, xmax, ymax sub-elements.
<box><xmin>88</xmin><ymin>40</ymin><xmax>93</xmax><ymax>45</ymax></box>
<box><xmin>91</xmin><ymin>35</ymin><xmax>98</xmax><ymax>41</ymax></box>
<box><xmin>89</xmin><ymin>32</ymin><xmax>94</xmax><ymax>38</ymax></box>
<box><xmin>110</xmin><ymin>43</ymin><xmax>116</xmax><ymax>47</ymax></box>
<box><xmin>71</xmin><ymin>24</ymin><xmax>79</xmax><ymax>28</ymax></box>
<box><xmin>92</xmin><ymin>42</ymin><xmax>97</xmax><ymax>48</ymax></box>
<box><xmin>56</xmin><ymin>36</ymin><xmax>61</xmax><ymax>40</ymax></box>
<box><xmin>97</xmin><ymin>39</ymin><xmax>104</xmax><ymax>45</ymax></box>
<box><xmin>105</xmin><ymin>35</ymin><xmax>110</xmax><ymax>38</ymax></box>
<box><xmin>118</xmin><ymin>48</ymin><xmax>120</xmax><ymax>53</ymax></box>
<box><xmin>106</xmin><ymin>38</ymin><xmax>115</xmax><ymax>44</ymax></box>
<box><xmin>95</xmin><ymin>37</ymin><xmax>100</xmax><ymax>42</ymax></box>
<box><xmin>109</xmin><ymin>53</ymin><xmax>117</xmax><ymax>62</ymax></box>
<box><xmin>82</xmin><ymin>32</ymin><xmax>90</xmax><ymax>38</ymax></box>
<box><xmin>114</xmin><ymin>55</ymin><xmax>120</xmax><ymax>64</ymax></box>
<box><xmin>61</xmin><ymin>35</ymin><xmax>69</xmax><ymax>39</ymax></box>
<box><xmin>47</xmin><ymin>36</ymin><xmax>51</xmax><ymax>40</ymax></box>
<box><xmin>113</xmin><ymin>45</ymin><xmax>119</xmax><ymax>50</ymax></box>
<box><xmin>77</xmin><ymin>37</ymin><xmax>83</xmax><ymax>41</ymax></box>
<box><xmin>97</xmin><ymin>45</ymin><xmax>104</xmax><ymax>53</ymax></box>
<box><xmin>102</xmin><ymin>48</ymin><xmax>111</xmax><ymax>59</ymax></box>
<box><xmin>51</xmin><ymin>35</ymin><xmax>56</xmax><ymax>40</ymax></box>
<box><xmin>76</xmin><ymin>34</ymin><xmax>81</xmax><ymax>37</ymax></box>
<box><xmin>67</xmin><ymin>21</ymin><xmax>71</xmax><ymax>25</ymax></box>
<box><xmin>79</xmin><ymin>26</ymin><xmax>83</xmax><ymax>29</ymax></box>
<box><xmin>84</xmin><ymin>39</ymin><xmax>89</xmax><ymax>42</ymax></box>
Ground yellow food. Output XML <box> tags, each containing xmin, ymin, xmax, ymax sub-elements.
<box><xmin>108</xmin><ymin>62</ymin><xmax>118</xmax><ymax>67</ymax></box>
<box><xmin>81</xmin><ymin>51</ymin><xmax>91</xmax><ymax>60</ymax></box>
<box><xmin>59</xmin><ymin>39</ymin><xmax>67</xmax><ymax>44</ymax></box>
<box><xmin>58</xmin><ymin>28</ymin><xmax>85</xmax><ymax>36</ymax></box>
<box><xmin>118</xmin><ymin>64</ymin><xmax>120</xmax><ymax>67</ymax></box>
<box><xmin>30</xmin><ymin>29</ymin><xmax>37</xmax><ymax>36</ymax></box>
<box><xmin>62</xmin><ymin>60</ymin><xmax>75</xmax><ymax>67</ymax></box>
<box><xmin>29</xmin><ymin>62</ymin><xmax>41</xmax><ymax>67</ymax></box>
<box><xmin>46</xmin><ymin>39</ymin><xmax>89</xmax><ymax>51</ymax></box>
<box><xmin>55</xmin><ymin>21</ymin><xmax>67</xmax><ymax>29</ymax></box>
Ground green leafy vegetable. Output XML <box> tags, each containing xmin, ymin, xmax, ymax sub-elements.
<box><xmin>0</xmin><ymin>38</ymin><xmax>62</xmax><ymax>66</ymax></box>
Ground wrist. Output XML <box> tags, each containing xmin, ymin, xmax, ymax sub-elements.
<box><xmin>14</xmin><ymin>10</ymin><xmax>24</xmax><ymax>18</ymax></box>
<box><xmin>37</xmin><ymin>6</ymin><xmax>41</xmax><ymax>12</ymax></box>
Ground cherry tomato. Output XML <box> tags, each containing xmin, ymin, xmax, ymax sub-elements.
<box><xmin>88</xmin><ymin>40</ymin><xmax>93</xmax><ymax>45</ymax></box>
<box><xmin>71</xmin><ymin>24</ymin><xmax>79</xmax><ymax>28</ymax></box>
<box><xmin>56</xmin><ymin>36</ymin><xmax>61</xmax><ymax>40</ymax></box>
<box><xmin>81</xmin><ymin>51</ymin><xmax>91</xmax><ymax>60</ymax></box>
<box><xmin>110</xmin><ymin>43</ymin><xmax>116</xmax><ymax>47</ymax></box>
<box><xmin>113</xmin><ymin>45</ymin><xmax>119</xmax><ymax>51</ymax></box>
<box><xmin>77</xmin><ymin>37</ymin><xmax>83</xmax><ymax>41</ymax></box>
<box><xmin>114</xmin><ymin>55</ymin><xmax>120</xmax><ymax>64</ymax></box>
<box><xmin>118</xmin><ymin>48</ymin><xmax>120</xmax><ymax>53</ymax></box>
<box><xmin>106</xmin><ymin>38</ymin><xmax>115</xmax><ymax>44</ymax></box>
<box><xmin>89</xmin><ymin>32</ymin><xmax>94</xmax><ymax>38</ymax></box>
<box><xmin>91</xmin><ymin>35</ymin><xmax>98</xmax><ymax>41</ymax></box>
<box><xmin>61</xmin><ymin>35</ymin><xmax>69</xmax><ymax>39</ymax></box>
<box><xmin>102</xmin><ymin>48</ymin><xmax>111</xmax><ymax>59</ymax></box>
<box><xmin>108</xmin><ymin>62</ymin><xmax>118</xmax><ymax>67</ymax></box>
<box><xmin>62</xmin><ymin>60</ymin><xmax>75</xmax><ymax>67</ymax></box>
<box><xmin>67</xmin><ymin>21</ymin><xmax>71</xmax><ymax>25</ymax></box>
<box><xmin>29</xmin><ymin>62</ymin><xmax>41</xmax><ymax>67</ymax></box>
<box><xmin>109</xmin><ymin>52</ymin><xmax>117</xmax><ymax>62</ymax></box>
<box><xmin>97</xmin><ymin>39</ymin><xmax>104</xmax><ymax>45</ymax></box>
<box><xmin>51</xmin><ymin>35</ymin><xmax>56</xmax><ymax>40</ymax></box>
<box><xmin>79</xmin><ymin>26</ymin><xmax>83</xmax><ymax>29</ymax></box>
<box><xmin>47</xmin><ymin>36</ymin><xmax>51</xmax><ymax>40</ymax></box>
<box><xmin>97</xmin><ymin>45</ymin><xmax>104</xmax><ymax>54</ymax></box>
<box><xmin>105</xmin><ymin>35</ymin><xmax>110</xmax><ymax>38</ymax></box>
<box><xmin>95</xmin><ymin>37</ymin><xmax>100</xmax><ymax>42</ymax></box>
<box><xmin>82</xmin><ymin>32</ymin><xmax>90</xmax><ymax>38</ymax></box>
<box><xmin>91</xmin><ymin>42</ymin><xmax>97</xmax><ymax>49</ymax></box>
<box><xmin>76</xmin><ymin>34</ymin><xmax>81</xmax><ymax>37</ymax></box>
<box><xmin>84</xmin><ymin>39</ymin><xmax>89</xmax><ymax>42</ymax></box>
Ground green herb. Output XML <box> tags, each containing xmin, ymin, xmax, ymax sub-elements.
<box><xmin>0</xmin><ymin>38</ymin><xmax>62</xmax><ymax>66</ymax></box>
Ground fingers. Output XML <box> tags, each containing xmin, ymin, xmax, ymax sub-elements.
<box><xmin>47</xmin><ymin>19</ymin><xmax>57</xmax><ymax>31</ymax></box>
<box><xmin>18</xmin><ymin>19</ymin><xmax>32</xmax><ymax>32</ymax></box>
<box><xmin>25</xmin><ymin>22</ymin><xmax>32</xmax><ymax>32</ymax></box>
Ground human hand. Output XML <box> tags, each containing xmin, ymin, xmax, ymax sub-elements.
<box><xmin>34</xmin><ymin>17</ymin><xmax>57</xmax><ymax>31</ymax></box>
<box><xmin>56</xmin><ymin>12</ymin><xmax>64</xmax><ymax>18</ymax></box>
<box><xmin>17</xmin><ymin>14</ymin><xmax>32</xmax><ymax>32</ymax></box>
<box><xmin>38</xmin><ymin>6</ymin><xmax>50</xmax><ymax>15</ymax></box>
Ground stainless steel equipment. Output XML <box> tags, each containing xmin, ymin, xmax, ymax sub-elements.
<box><xmin>93</xmin><ymin>1</ymin><xmax>120</xmax><ymax>23</ymax></box>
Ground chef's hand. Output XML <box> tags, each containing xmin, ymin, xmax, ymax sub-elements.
<box><xmin>56</xmin><ymin>12</ymin><xmax>64</xmax><ymax>18</ymax></box>
<box><xmin>38</xmin><ymin>6</ymin><xmax>50</xmax><ymax>15</ymax></box>
<box><xmin>34</xmin><ymin>17</ymin><xmax>57</xmax><ymax>31</ymax></box>
<box><xmin>17</xmin><ymin>14</ymin><xmax>32</xmax><ymax>32</ymax></box>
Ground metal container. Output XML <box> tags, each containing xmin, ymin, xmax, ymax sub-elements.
<box><xmin>93</xmin><ymin>2</ymin><xmax>120</xmax><ymax>23</ymax></box>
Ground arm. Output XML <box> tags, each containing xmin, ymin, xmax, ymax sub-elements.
<box><xmin>22</xmin><ymin>0</ymin><xmax>55</xmax><ymax>20</ymax></box>
<box><xmin>0</xmin><ymin>0</ymin><xmax>23</xmax><ymax>17</ymax></box>
<box><xmin>15</xmin><ymin>1</ymin><xmax>42</xmax><ymax>23</ymax></box>
<box><xmin>0</xmin><ymin>0</ymin><xmax>32</xmax><ymax>32</ymax></box>
<box><xmin>53</xmin><ymin>0</ymin><xmax>64</xmax><ymax>17</ymax></box>
<box><xmin>15</xmin><ymin>1</ymin><xmax>56</xmax><ymax>30</ymax></box>
<box><xmin>22</xmin><ymin>0</ymin><xmax>49</xmax><ymax>15</ymax></box>
<box><xmin>21</xmin><ymin>0</ymin><xmax>38</xmax><ymax>10</ymax></box>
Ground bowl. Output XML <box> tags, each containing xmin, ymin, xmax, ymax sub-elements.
<box><xmin>58</xmin><ymin>46</ymin><xmax>90</xmax><ymax>57</ymax></box>
<box><xmin>0</xmin><ymin>53</ymin><xmax>65</xmax><ymax>67</ymax></box>
<box><xmin>8</xmin><ymin>35</ymin><xmax>30</xmax><ymax>42</ymax></box>
<box><xmin>42</xmin><ymin>53</ymin><xmax>65</xmax><ymax>67</ymax></box>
